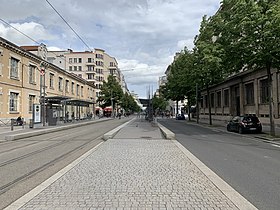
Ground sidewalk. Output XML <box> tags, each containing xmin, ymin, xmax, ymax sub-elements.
<box><xmin>0</xmin><ymin>118</ymin><xmax>111</xmax><ymax>141</ymax></box>
<box><xmin>5</xmin><ymin>118</ymin><xmax>256</xmax><ymax>210</ymax></box>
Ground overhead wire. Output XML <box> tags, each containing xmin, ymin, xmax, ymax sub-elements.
<box><xmin>0</xmin><ymin>6</ymin><xmax>136</xmax><ymax>77</ymax></box>
<box><xmin>45</xmin><ymin>0</ymin><xmax>92</xmax><ymax>52</ymax></box>
<box><xmin>45</xmin><ymin>0</ymin><xmax>136</xmax><ymax>75</ymax></box>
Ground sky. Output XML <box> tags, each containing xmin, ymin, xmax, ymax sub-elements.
<box><xmin>0</xmin><ymin>0</ymin><xmax>221</xmax><ymax>98</ymax></box>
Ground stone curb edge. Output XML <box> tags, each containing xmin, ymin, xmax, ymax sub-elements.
<box><xmin>102</xmin><ymin>118</ymin><xmax>135</xmax><ymax>140</ymax></box>
<box><xmin>5</xmin><ymin>119</ymin><xmax>111</xmax><ymax>141</ymax></box>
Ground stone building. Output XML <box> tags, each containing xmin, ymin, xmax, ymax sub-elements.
<box><xmin>199</xmin><ymin>68</ymin><xmax>280</xmax><ymax>125</ymax></box>
<box><xmin>0</xmin><ymin>37</ymin><xmax>95</xmax><ymax>125</ymax></box>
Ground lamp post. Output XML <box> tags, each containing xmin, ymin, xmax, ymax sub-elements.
<box><xmin>111</xmin><ymin>90</ymin><xmax>114</xmax><ymax>118</ymax></box>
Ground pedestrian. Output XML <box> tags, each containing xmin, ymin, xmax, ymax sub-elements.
<box><xmin>65</xmin><ymin>111</ymin><xmax>69</xmax><ymax>122</ymax></box>
<box><xmin>16</xmin><ymin>116</ymin><xmax>23</xmax><ymax>126</ymax></box>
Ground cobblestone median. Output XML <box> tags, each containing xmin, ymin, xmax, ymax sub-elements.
<box><xmin>20</xmin><ymin>139</ymin><xmax>238</xmax><ymax>210</ymax></box>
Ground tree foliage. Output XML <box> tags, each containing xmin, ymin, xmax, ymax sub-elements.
<box><xmin>97</xmin><ymin>75</ymin><xmax>123</xmax><ymax>109</ymax></box>
<box><xmin>216</xmin><ymin>0</ymin><xmax>280</xmax><ymax>135</ymax></box>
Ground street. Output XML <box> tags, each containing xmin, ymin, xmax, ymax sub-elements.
<box><xmin>158</xmin><ymin>118</ymin><xmax>280</xmax><ymax>210</ymax></box>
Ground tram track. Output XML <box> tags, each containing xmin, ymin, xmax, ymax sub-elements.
<box><xmin>0</xmin><ymin>117</ymin><xmax>131</xmax><ymax>209</ymax></box>
<box><xmin>0</xmin><ymin>134</ymin><xmax>103</xmax><ymax>195</ymax></box>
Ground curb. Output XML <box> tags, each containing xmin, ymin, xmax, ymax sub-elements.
<box><xmin>157</xmin><ymin>123</ymin><xmax>176</xmax><ymax>140</ymax></box>
<box><xmin>5</xmin><ymin>119</ymin><xmax>111</xmax><ymax>141</ymax></box>
<box><xmin>102</xmin><ymin>118</ymin><xmax>135</xmax><ymax>140</ymax></box>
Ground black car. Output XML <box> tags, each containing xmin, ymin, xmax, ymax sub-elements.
<box><xmin>227</xmin><ymin>115</ymin><xmax>262</xmax><ymax>134</ymax></box>
<box><xmin>176</xmin><ymin>114</ymin><xmax>185</xmax><ymax>120</ymax></box>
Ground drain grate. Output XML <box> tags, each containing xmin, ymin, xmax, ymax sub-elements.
<box><xmin>141</xmin><ymin>136</ymin><xmax>152</xmax><ymax>139</ymax></box>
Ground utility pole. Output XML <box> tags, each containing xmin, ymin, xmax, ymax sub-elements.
<box><xmin>111</xmin><ymin>90</ymin><xmax>114</xmax><ymax>118</ymax></box>
<box><xmin>196</xmin><ymin>83</ymin><xmax>199</xmax><ymax>124</ymax></box>
<box><xmin>39</xmin><ymin>43</ymin><xmax>48</xmax><ymax>126</ymax></box>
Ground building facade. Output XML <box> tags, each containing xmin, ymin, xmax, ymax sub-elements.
<box><xmin>199</xmin><ymin>68</ymin><xmax>280</xmax><ymax>125</ymax></box>
<box><xmin>47</xmin><ymin>48</ymin><xmax>124</xmax><ymax>111</ymax></box>
<box><xmin>0</xmin><ymin>37</ymin><xmax>95</xmax><ymax>125</ymax></box>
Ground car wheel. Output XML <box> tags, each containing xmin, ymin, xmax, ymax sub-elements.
<box><xmin>238</xmin><ymin>126</ymin><xmax>243</xmax><ymax>134</ymax></box>
<box><xmin>227</xmin><ymin>125</ymin><xmax>231</xmax><ymax>132</ymax></box>
<box><xmin>256</xmin><ymin>128</ymin><xmax>262</xmax><ymax>134</ymax></box>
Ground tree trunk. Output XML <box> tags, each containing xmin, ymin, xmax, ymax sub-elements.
<box><xmin>196</xmin><ymin>83</ymin><xmax>199</xmax><ymax>124</ymax></box>
<box><xmin>207</xmin><ymin>85</ymin><xmax>212</xmax><ymax>125</ymax></box>
<box><xmin>267</xmin><ymin>62</ymin><xmax>275</xmax><ymax>136</ymax></box>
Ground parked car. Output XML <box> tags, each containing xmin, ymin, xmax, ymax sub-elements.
<box><xmin>176</xmin><ymin>114</ymin><xmax>186</xmax><ymax>120</ymax></box>
<box><xmin>227</xmin><ymin>115</ymin><xmax>262</xmax><ymax>134</ymax></box>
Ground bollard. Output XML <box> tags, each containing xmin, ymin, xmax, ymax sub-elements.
<box><xmin>29</xmin><ymin>119</ymin><xmax>34</xmax><ymax>128</ymax></box>
<box><xmin>11</xmin><ymin>118</ymin><xmax>14</xmax><ymax>131</ymax></box>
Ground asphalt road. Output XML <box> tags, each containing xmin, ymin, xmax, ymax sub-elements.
<box><xmin>0</xmin><ymin>118</ymin><xmax>130</xmax><ymax>210</ymax></box>
<box><xmin>158</xmin><ymin>118</ymin><xmax>280</xmax><ymax>210</ymax></box>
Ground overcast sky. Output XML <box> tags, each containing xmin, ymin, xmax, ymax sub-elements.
<box><xmin>0</xmin><ymin>0</ymin><xmax>221</xmax><ymax>98</ymax></box>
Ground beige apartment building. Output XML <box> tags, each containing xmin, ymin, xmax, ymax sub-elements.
<box><xmin>0</xmin><ymin>37</ymin><xmax>95</xmax><ymax>125</ymax></box>
<box><xmin>47</xmin><ymin>48</ymin><xmax>123</xmax><ymax>111</ymax></box>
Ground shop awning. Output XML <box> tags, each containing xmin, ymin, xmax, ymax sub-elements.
<box><xmin>64</xmin><ymin>99</ymin><xmax>95</xmax><ymax>107</ymax></box>
<box><xmin>45</xmin><ymin>96</ymin><xmax>71</xmax><ymax>104</ymax></box>
<box><xmin>104</xmin><ymin>107</ymin><xmax>112</xmax><ymax>111</ymax></box>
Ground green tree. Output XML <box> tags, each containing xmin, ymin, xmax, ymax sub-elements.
<box><xmin>217</xmin><ymin>0</ymin><xmax>280</xmax><ymax>135</ymax></box>
<box><xmin>97</xmin><ymin>75</ymin><xmax>124</xmax><ymax>113</ymax></box>
<box><xmin>152</xmin><ymin>95</ymin><xmax>168</xmax><ymax>114</ymax></box>
<box><xmin>163</xmin><ymin>50</ymin><xmax>197</xmax><ymax>118</ymax></box>
<box><xmin>194</xmin><ymin>15</ymin><xmax>225</xmax><ymax>125</ymax></box>
<box><xmin>121</xmin><ymin>92</ymin><xmax>140</xmax><ymax>113</ymax></box>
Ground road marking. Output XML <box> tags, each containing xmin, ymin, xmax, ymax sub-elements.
<box><xmin>271</xmin><ymin>144</ymin><xmax>280</xmax><ymax>148</ymax></box>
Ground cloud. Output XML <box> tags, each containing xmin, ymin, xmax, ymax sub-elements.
<box><xmin>0</xmin><ymin>22</ymin><xmax>56</xmax><ymax>46</ymax></box>
<box><xmin>0</xmin><ymin>0</ymin><xmax>221</xmax><ymax>98</ymax></box>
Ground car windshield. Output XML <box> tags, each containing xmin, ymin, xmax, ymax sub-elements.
<box><xmin>242</xmin><ymin>116</ymin><xmax>259</xmax><ymax>123</ymax></box>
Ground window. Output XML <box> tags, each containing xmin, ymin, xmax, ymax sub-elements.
<box><xmin>9</xmin><ymin>92</ymin><xmax>19</xmax><ymax>112</ymax></box>
<box><xmin>96</xmin><ymin>61</ymin><xmax>103</xmax><ymax>66</ymax></box>
<box><xmin>49</xmin><ymin>73</ymin><xmax>54</xmax><ymax>89</ymax></box>
<box><xmin>78</xmin><ymin>66</ymin><xmax>82</xmax><ymax>71</ymax></box>
<box><xmin>260</xmin><ymin>79</ymin><xmax>269</xmax><ymax>104</ymax></box>
<box><xmin>88</xmin><ymin>66</ymin><xmax>94</xmax><ymax>71</ymax></box>
<box><xmin>224</xmin><ymin>89</ymin><xmax>229</xmax><ymax>107</ymax></box>
<box><xmin>81</xmin><ymin>86</ymin><xmax>84</xmax><ymax>97</ymax></box>
<box><xmin>65</xmin><ymin>80</ymin><xmax>69</xmax><ymax>93</ymax></box>
<box><xmin>96</xmin><ymin>54</ymin><xmax>103</xmax><ymax>59</ymax></box>
<box><xmin>88</xmin><ymin>73</ymin><xmax>94</xmax><ymax>80</ymax></box>
<box><xmin>96</xmin><ymin>68</ymin><xmax>103</xmax><ymax>74</ymax></box>
<box><xmin>76</xmin><ymin>84</ymin><xmax>80</xmax><ymax>96</ymax></box>
<box><xmin>29</xmin><ymin>64</ymin><xmax>36</xmax><ymax>84</ymax></box>
<box><xmin>74</xmin><ymin>58</ymin><xmax>77</xmax><ymax>63</ymax></box>
<box><xmin>28</xmin><ymin>95</ymin><xmax>35</xmax><ymax>112</ymax></box>
<box><xmin>71</xmin><ymin>82</ymin><xmax>74</xmax><ymax>94</ymax></box>
<box><xmin>110</xmin><ymin>69</ymin><xmax>115</xmax><ymax>75</ymax></box>
<box><xmin>10</xmin><ymin>57</ymin><xmax>19</xmax><ymax>79</ymax></box>
<box><xmin>217</xmin><ymin>91</ymin><xmax>221</xmax><ymax>108</ymax></box>
<box><xmin>58</xmin><ymin>77</ymin><xmax>63</xmax><ymax>91</ymax></box>
<box><xmin>74</xmin><ymin>66</ymin><xmax>77</xmax><ymax>71</ymax></box>
<box><xmin>245</xmin><ymin>83</ymin><xmax>254</xmax><ymax>105</ymax></box>
<box><xmin>78</xmin><ymin>58</ymin><xmax>82</xmax><ymax>63</ymax></box>
<box><xmin>88</xmin><ymin>58</ymin><xmax>94</xmax><ymax>63</ymax></box>
<box><xmin>110</xmin><ymin>62</ymin><xmax>114</xmax><ymax>67</ymax></box>
<box><xmin>69</xmin><ymin>66</ymin><xmax>72</xmax><ymax>71</ymax></box>
<box><xmin>69</xmin><ymin>58</ymin><xmax>72</xmax><ymax>63</ymax></box>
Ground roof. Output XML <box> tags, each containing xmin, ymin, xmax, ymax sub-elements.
<box><xmin>45</xmin><ymin>96</ymin><xmax>94</xmax><ymax>107</ymax></box>
<box><xmin>20</xmin><ymin>46</ymin><xmax>39</xmax><ymax>51</ymax></box>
